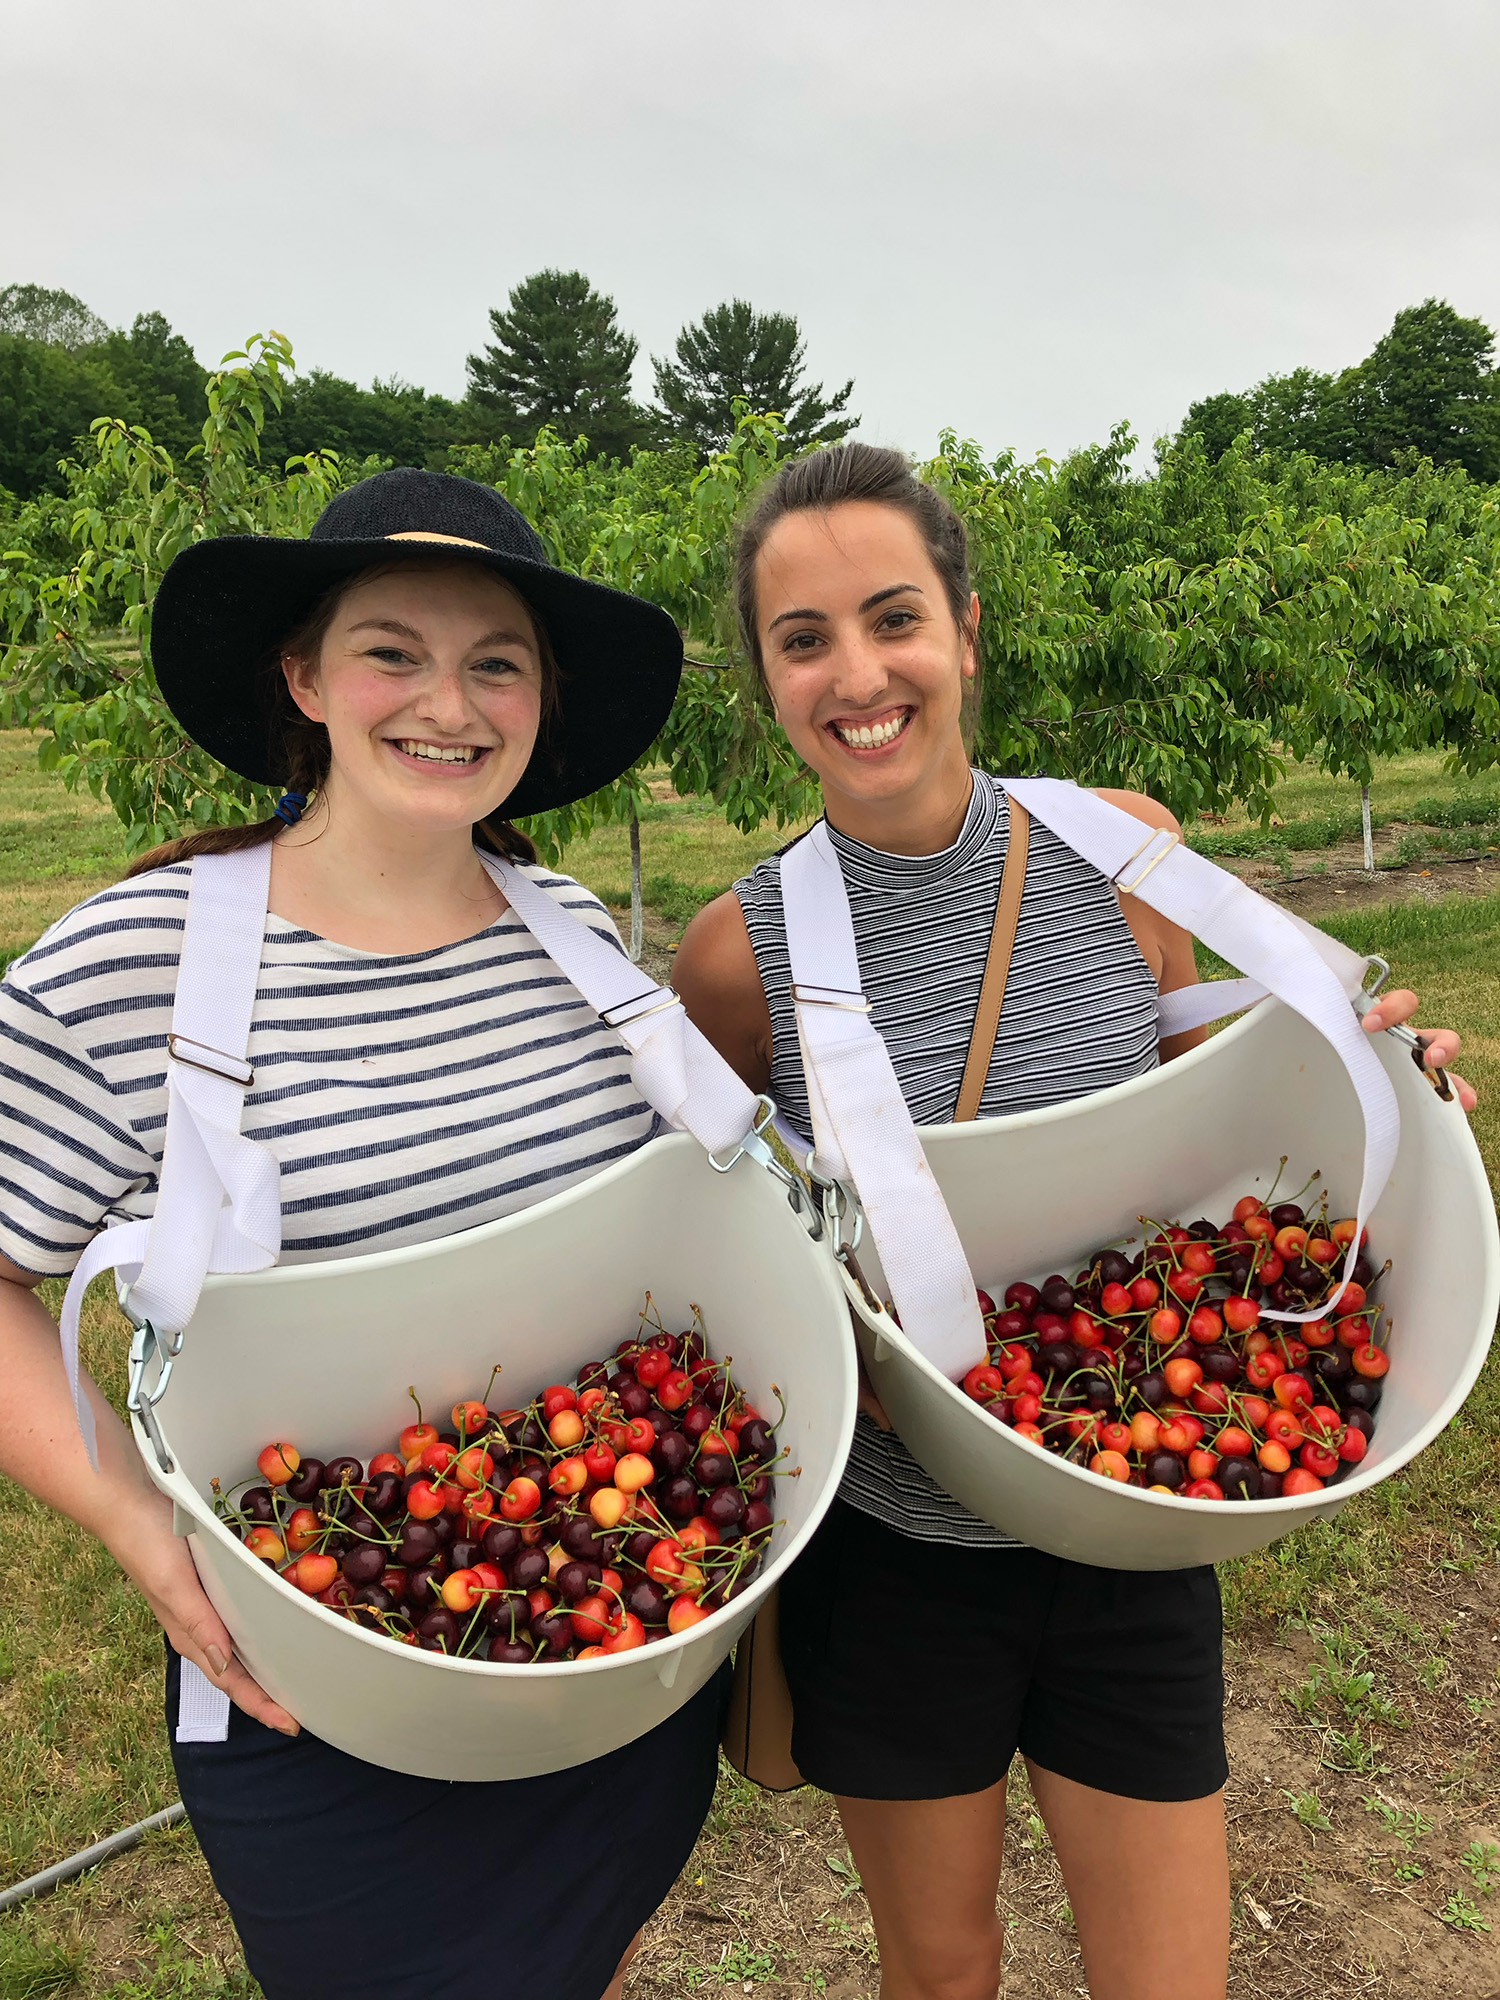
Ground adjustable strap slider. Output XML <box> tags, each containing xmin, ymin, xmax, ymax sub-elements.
<box><xmin>792</xmin><ymin>982</ymin><xmax>871</xmax><ymax>1015</ymax></box>
<box><xmin>1109</xmin><ymin>827</ymin><xmax>1181</xmax><ymax>895</ymax></box>
<box><xmin>167</xmin><ymin>1034</ymin><xmax>254</xmax><ymax>1089</ymax></box>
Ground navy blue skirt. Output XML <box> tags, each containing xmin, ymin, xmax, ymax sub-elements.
<box><xmin>167</xmin><ymin>1644</ymin><xmax>726</xmax><ymax>2000</ymax></box>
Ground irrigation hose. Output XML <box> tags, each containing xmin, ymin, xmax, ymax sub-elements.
<box><xmin>0</xmin><ymin>1803</ymin><xmax>186</xmax><ymax>1914</ymax></box>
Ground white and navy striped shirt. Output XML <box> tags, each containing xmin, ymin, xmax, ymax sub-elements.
<box><xmin>0</xmin><ymin>859</ymin><xmax>659</xmax><ymax>1277</ymax></box>
<box><xmin>737</xmin><ymin>774</ymin><xmax>1161</xmax><ymax>1547</ymax></box>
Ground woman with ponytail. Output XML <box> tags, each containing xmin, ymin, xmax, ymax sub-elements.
<box><xmin>0</xmin><ymin>470</ymin><xmax>721</xmax><ymax>2000</ymax></box>
<box><xmin>674</xmin><ymin>442</ymin><xmax>1471</xmax><ymax>2000</ymax></box>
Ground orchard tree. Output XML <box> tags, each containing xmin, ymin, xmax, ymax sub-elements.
<box><xmin>1342</xmin><ymin>299</ymin><xmax>1500</xmax><ymax>483</ymax></box>
<box><xmin>0</xmin><ymin>282</ymin><xmax>109</xmax><ymax>348</ymax></box>
<box><xmin>466</xmin><ymin>270</ymin><xmax>651</xmax><ymax>460</ymax></box>
<box><xmin>652</xmin><ymin>298</ymin><xmax>856</xmax><ymax>458</ymax></box>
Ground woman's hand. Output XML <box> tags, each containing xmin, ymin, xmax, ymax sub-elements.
<box><xmin>105</xmin><ymin>1487</ymin><xmax>300</xmax><ymax>1734</ymax></box>
<box><xmin>1361</xmin><ymin>988</ymin><xmax>1476</xmax><ymax>1113</ymax></box>
<box><xmin>0</xmin><ymin>1257</ymin><xmax>299</xmax><ymax>1736</ymax></box>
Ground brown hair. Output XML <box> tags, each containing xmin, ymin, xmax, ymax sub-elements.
<box><xmin>734</xmin><ymin>441</ymin><xmax>976</xmax><ymax>659</ymax></box>
<box><xmin>128</xmin><ymin>563</ymin><xmax>558</xmax><ymax>877</ymax></box>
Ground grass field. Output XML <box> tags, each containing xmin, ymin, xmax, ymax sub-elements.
<box><xmin>1</xmin><ymin>738</ymin><xmax>1498</xmax><ymax>1997</ymax></box>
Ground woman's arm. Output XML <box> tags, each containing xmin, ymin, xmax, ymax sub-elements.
<box><xmin>0</xmin><ymin>1253</ymin><xmax>298</xmax><ymax>1733</ymax></box>
<box><xmin>672</xmin><ymin>890</ymin><xmax>775</xmax><ymax>1095</ymax></box>
<box><xmin>1096</xmin><ymin>787</ymin><xmax>1475</xmax><ymax>1107</ymax></box>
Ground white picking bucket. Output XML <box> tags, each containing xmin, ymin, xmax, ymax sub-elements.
<box><xmin>848</xmin><ymin>999</ymin><xmax>1498</xmax><ymax>1571</ymax></box>
<box><xmin>134</xmin><ymin>1133</ymin><xmax>856</xmax><ymax>1781</ymax></box>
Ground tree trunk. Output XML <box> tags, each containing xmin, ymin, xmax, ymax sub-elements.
<box><xmin>1361</xmin><ymin>785</ymin><xmax>1374</xmax><ymax>875</ymax></box>
<box><xmin>629</xmin><ymin>809</ymin><xmax>643</xmax><ymax>964</ymax></box>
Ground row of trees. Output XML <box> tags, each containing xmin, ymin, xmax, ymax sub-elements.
<box><xmin>2</xmin><ymin>332</ymin><xmax>1497</xmax><ymax>903</ymax></box>
<box><xmin>1181</xmin><ymin>299</ymin><xmax>1500</xmax><ymax>484</ymax></box>
<box><xmin>0</xmin><ymin>274</ymin><xmax>856</xmax><ymax>502</ymax></box>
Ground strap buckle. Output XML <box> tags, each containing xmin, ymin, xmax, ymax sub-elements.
<box><xmin>1110</xmin><ymin>827</ymin><xmax>1180</xmax><ymax>895</ymax></box>
<box><xmin>598</xmin><ymin>988</ymin><xmax>681</xmax><ymax>1030</ymax></box>
<box><xmin>791</xmin><ymin>982</ymin><xmax>871</xmax><ymax>1015</ymax></box>
<box><xmin>127</xmin><ymin>1318</ymin><xmax>185</xmax><ymax>1475</ymax></box>
<box><xmin>708</xmin><ymin>1095</ymin><xmax>824</xmax><ymax>1240</ymax></box>
<box><xmin>1354</xmin><ymin>959</ymin><xmax>1454</xmax><ymax>1102</ymax></box>
<box><xmin>167</xmin><ymin>1034</ymin><xmax>254</xmax><ymax>1089</ymax></box>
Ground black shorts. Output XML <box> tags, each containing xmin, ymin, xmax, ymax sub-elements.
<box><xmin>167</xmin><ymin>1643</ymin><xmax>726</xmax><ymax>2000</ymax></box>
<box><xmin>778</xmin><ymin>1500</ymin><xmax>1227</xmax><ymax>1803</ymax></box>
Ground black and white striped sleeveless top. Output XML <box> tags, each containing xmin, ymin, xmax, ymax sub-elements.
<box><xmin>736</xmin><ymin>773</ymin><xmax>1161</xmax><ymax>1547</ymax></box>
<box><xmin>0</xmin><ymin>859</ymin><xmax>660</xmax><ymax>1277</ymax></box>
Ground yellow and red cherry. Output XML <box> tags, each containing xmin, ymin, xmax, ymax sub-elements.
<box><xmin>1150</xmin><ymin>1307</ymin><xmax>1184</xmax><ymax>1345</ymax></box>
<box><xmin>602</xmin><ymin>1613</ymin><xmax>647</xmax><ymax>1652</ymax></box>
<box><xmin>285</xmin><ymin>1506</ymin><xmax>321</xmax><ymax>1554</ymax></box>
<box><xmin>1187</xmin><ymin>1306</ymin><xmax>1223</xmax><ymax>1346</ymax></box>
<box><xmin>1089</xmin><ymin>1450</ymin><xmax>1132</xmax><ymax>1482</ymax></box>
<box><xmin>499</xmin><ymin>1475</ymin><xmax>542</xmax><ymax>1522</ymax></box>
<box><xmin>405</xmin><ymin>1478</ymin><xmax>446</xmax><ymax>1521</ymax></box>
<box><xmin>547</xmin><ymin>1409</ymin><xmax>585</xmax><ymax>1449</ymax></box>
<box><xmin>244</xmin><ymin>1525</ymin><xmax>286</xmax><ymax>1563</ymax></box>
<box><xmin>1128</xmin><ymin>1276</ymin><xmax>1161</xmax><ymax>1310</ymax></box>
<box><xmin>549</xmin><ymin>1456</ymin><xmax>588</xmax><ymax>1497</ymax></box>
<box><xmin>1351</xmin><ymin>1342</ymin><xmax>1389</xmax><ymax>1379</ymax></box>
<box><xmin>1273</xmin><ymin>1371</ymin><xmax>1313</xmax><ymax>1412</ymax></box>
<box><xmin>589</xmin><ymin>1486</ymin><xmax>631</xmax><ymax>1530</ymax></box>
<box><xmin>455</xmin><ymin>1445</ymin><xmax>493</xmax><ymax>1491</ymax></box>
<box><xmin>667</xmin><ymin>1594</ymin><xmax>710</xmax><ymax>1633</ymax></box>
<box><xmin>256</xmin><ymin>1442</ymin><xmax>300</xmax><ymax>1486</ymax></box>
<box><xmin>290</xmin><ymin>1551</ymin><xmax>338</xmax><ymax>1594</ymax></box>
<box><xmin>451</xmin><ymin>1398</ymin><xmax>488</xmax><ymax>1435</ymax></box>
<box><xmin>1163</xmin><ymin>1356</ymin><xmax>1203</xmax><ymax>1399</ymax></box>
<box><xmin>398</xmin><ymin>1420</ymin><xmax>438</xmax><ymax>1460</ymax></box>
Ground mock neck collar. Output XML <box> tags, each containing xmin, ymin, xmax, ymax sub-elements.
<box><xmin>825</xmin><ymin>773</ymin><xmax>999</xmax><ymax>893</ymax></box>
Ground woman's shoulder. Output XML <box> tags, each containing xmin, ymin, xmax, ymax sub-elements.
<box><xmin>4</xmin><ymin>864</ymin><xmax>192</xmax><ymax>999</ymax></box>
<box><xmin>509</xmin><ymin>861</ymin><xmax>625</xmax><ymax>946</ymax></box>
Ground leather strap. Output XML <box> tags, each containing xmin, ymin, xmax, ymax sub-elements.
<box><xmin>954</xmin><ymin>801</ymin><xmax>1030</xmax><ymax>1122</ymax></box>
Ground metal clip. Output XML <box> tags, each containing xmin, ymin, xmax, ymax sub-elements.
<box><xmin>167</xmin><ymin>1034</ymin><xmax>254</xmax><ymax>1089</ymax></box>
<box><xmin>708</xmin><ymin>1095</ymin><xmax>824</xmax><ymax>1240</ymax></box>
<box><xmin>599</xmin><ymin>988</ymin><xmax>681</xmax><ymax>1030</ymax></box>
<box><xmin>791</xmin><ymin>982</ymin><xmax>872</xmax><ymax>1015</ymax></box>
<box><xmin>127</xmin><ymin>1318</ymin><xmax>184</xmax><ymax>1475</ymax></box>
<box><xmin>1353</xmin><ymin>957</ymin><xmax>1453</xmax><ymax>1101</ymax></box>
<box><xmin>1110</xmin><ymin>827</ymin><xmax>1181</xmax><ymax>895</ymax></box>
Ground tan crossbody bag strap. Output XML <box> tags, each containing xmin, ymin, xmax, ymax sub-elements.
<box><xmin>722</xmin><ymin>802</ymin><xmax>1033</xmax><ymax>1792</ymax></box>
<box><xmin>953</xmin><ymin>800</ymin><xmax>1030</xmax><ymax>1123</ymax></box>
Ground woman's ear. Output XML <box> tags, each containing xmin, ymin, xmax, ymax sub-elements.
<box><xmin>961</xmin><ymin>591</ymin><xmax>981</xmax><ymax>681</ymax></box>
<box><xmin>281</xmin><ymin>651</ymin><xmax>326</xmax><ymax>725</ymax></box>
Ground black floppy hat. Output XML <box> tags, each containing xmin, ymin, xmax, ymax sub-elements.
<box><xmin>151</xmin><ymin>468</ymin><xmax>684</xmax><ymax>817</ymax></box>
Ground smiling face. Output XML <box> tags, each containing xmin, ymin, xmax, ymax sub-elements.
<box><xmin>752</xmin><ymin>501</ymin><xmax>979</xmax><ymax>846</ymax></box>
<box><xmin>281</xmin><ymin>562</ymin><xmax>547</xmax><ymax>836</ymax></box>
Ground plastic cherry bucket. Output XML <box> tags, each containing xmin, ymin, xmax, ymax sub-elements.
<box><xmin>135</xmin><ymin>1133</ymin><xmax>856</xmax><ymax>1780</ymax></box>
<box><xmin>846</xmin><ymin>999</ymin><xmax>1498</xmax><ymax>1571</ymax></box>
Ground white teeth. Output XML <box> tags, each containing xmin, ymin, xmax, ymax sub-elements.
<box><xmin>833</xmin><ymin>713</ymin><xmax>909</xmax><ymax>749</ymax></box>
<box><xmin>398</xmin><ymin>740</ymin><xmax>480</xmax><ymax>764</ymax></box>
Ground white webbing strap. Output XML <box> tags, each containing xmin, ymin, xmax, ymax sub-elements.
<box><xmin>780</xmin><ymin>824</ymin><xmax>989</xmax><ymax>1381</ymax></box>
<box><xmin>60</xmin><ymin>845</ymin><xmax>281</xmax><ymax>1475</ymax></box>
<box><xmin>1004</xmin><ymin>778</ymin><xmax>1398</xmax><ymax>1319</ymax></box>
<box><xmin>485</xmin><ymin>858</ymin><xmax>762</xmax><ymax>1154</ymax></box>
<box><xmin>779</xmin><ymin>786</ymin><xmax>1401</xmax><ymax>1379</ymax></box>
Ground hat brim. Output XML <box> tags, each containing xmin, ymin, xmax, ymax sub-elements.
<box><xmin>151</xmin><ymin>537</ymin><xmax>684</xmax><ymax>818</ymax></box>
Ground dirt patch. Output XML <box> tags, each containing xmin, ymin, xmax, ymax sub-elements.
<box><xmin>621</xmin><ymin>1556</ymin><xmax>1500</xmax><ymax>2000</ymax></box>
<box><xmin>1217</xmin><ymin>846</ymin><xmax>1500</xmax><ymax>924</ymax></box>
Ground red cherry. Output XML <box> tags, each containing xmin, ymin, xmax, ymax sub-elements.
<box><xmin>1166</xmin><ymin>1269</ymin><xmax>1204</xmax><ymax>1305</ymax></box>
<box><xmin>1281</xmin><ymin>1467</ymin><xmax>1325</xmax><ymax>1496</ymax></box>
<box><xmin>1128</xmin><ymin>1276</ymin><xmax>1161</xmax><ymax>1310</ymax></box>
<box><xmin>1273</xmin><ymin>1372</ymin><xmax>1313</xmax><ymax>1412</ymax></box>
<box><xmin>1187</xmin><ymin>1306</ymin><xmax>1224</xmax><ymax>1347</ymax></box>
<box><xmin>964</xmin><ymin>1363</ymin><xmax>1007</xmax><ymax>1406</ymax></box>
<box><xmin>1337</xmin><ymin>1427</ymin><xmax>1369</xmax><ymax>1464</ymax></box>
<box><xmin>1222</xmin><ymin>1296</ymin><xmax>1260</xmax><ymax>1335</ymax></box>
<box><xmin>1299</xmin><ymin>1440</ymin><xmax>1340</xmax><ymax>1479</ymax></box>
<box><xmin>542</xmin><ymin>1384</ymin><xmax>578</xmax><ymax>1420</ymax></box>
<box><xmin>976</xmin><ymin>1288</ymin><xmax>997</xmax><ymax>1317</ymax></box>
<box><xmin>405</xmin><ymin>1478</ymin><xmax>446</xmax><ymax>1520</ymax></box>
<box><xmin>1351</xmin><ymin>1342</ymin><xmax>1389</xmax><ymax>1379</ymax></box>
<box><xmin>499</xmin><ymin>1476</ymin><xmax>542</xmax><ymax>1522</ymax></box>
<box><xmin>1183</xmin><ymin>1478</ymin><xmax>1225</xmax><ymax>1500</ymax></box>
<box><xmin>1101</xmin><ymin>1282</ymin><xmax>1134</xmax><ymax>1318</ymax></box>
<box><xmin>1232</xmin><ymin>1195</ymin><xmax>1266</xmax><ymax>1222</ymax></box>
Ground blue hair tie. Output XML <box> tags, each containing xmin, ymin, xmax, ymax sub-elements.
<box><xmin>273</xmin><ymin>791</ymin><xmax>308</xmax><ymax>826</ymax></box>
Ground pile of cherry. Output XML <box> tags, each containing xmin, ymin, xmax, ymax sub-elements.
<box><xmin>214</xmin><ymin>1304</ymin><xmax>782</xmax><ymax>1661</ymax></box>
<box><xmin>963</xmin><ymin>1185</ymin><xmax>1388</xmax><ymax>1500</ymax></box>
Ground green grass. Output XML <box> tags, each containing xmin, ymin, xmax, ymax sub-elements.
<box><xmin>557</xmin><ymin>792</ymin><xmax>802</xmax><ymax>922</ymax></box>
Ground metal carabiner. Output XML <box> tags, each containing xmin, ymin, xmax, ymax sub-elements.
<box><xmin>126</xmin><ymin>1318</ymin><xmax>184</xmax><ymax>1475</ymax></box>
<box><xmin>1355</xmin><ymin>956</ymin><xmax>1455</xmax><ymax>1102</ymax></box>
<box><xmin>708</xmin><ymin>1095</ymin><xmax>825</xmax><ymax>1240</ymax></box>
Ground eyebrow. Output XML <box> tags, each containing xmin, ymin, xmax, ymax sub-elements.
<box><xmin>766</xmin><ymin>583</ymin><xmax>926</xmax><ymax>633</ymax></box>
<box><xmin>348</xmin><ymin>619</ymin><xmax>535</xmax><ymax>649</ymax></box>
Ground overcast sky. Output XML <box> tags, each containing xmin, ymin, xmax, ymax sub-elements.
<box><xmin>5</xmin><ymin>0</ymin><xmax>1498</xmax><ymax>466</ymax></box>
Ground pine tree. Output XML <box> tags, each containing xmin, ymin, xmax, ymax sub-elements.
<box><xmin>652</xmin><ymin>299</ymin><xmax>856</xmax><ymax>457</ymax></box>
<box><xmin>466</xmin><ymin>270</ymin><xmax>649</xmax><ymax>459</ymax></box>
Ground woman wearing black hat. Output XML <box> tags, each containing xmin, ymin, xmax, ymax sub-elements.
<box><xmin>0</xmin><ymin>471</ymin><xmax>714</xmax><ymax>2000</ymax></box>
